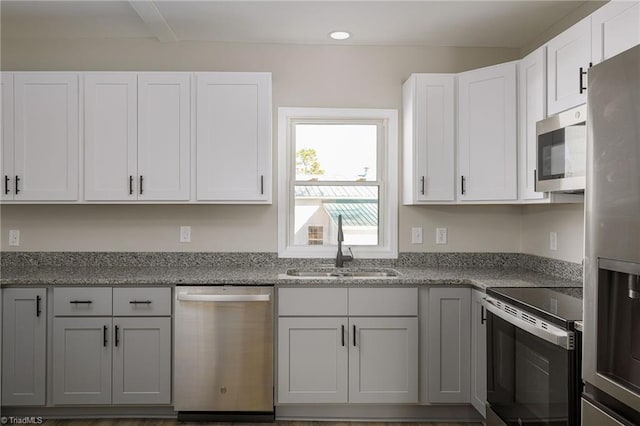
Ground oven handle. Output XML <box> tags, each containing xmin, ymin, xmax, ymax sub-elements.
<box><xmin>484</xmin><ymin>298</ymin><xmax>574</xmax><ymax>350</ymax></box>
<box><xmin>177</xmin><ymin>293</ymin><xmax>270</xmax><ymax>302</ymax></box>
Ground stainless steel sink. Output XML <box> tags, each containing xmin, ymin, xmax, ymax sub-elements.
<box><xmin>281</xmin><ymin>268</ymin><xmax>400</xmax><ymax>279</ymax></box>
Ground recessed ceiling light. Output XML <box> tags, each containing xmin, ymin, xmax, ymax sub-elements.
<box><xmin>329</xmin><ymin>31</ymin><xmax>351</xmax><ymax>40</ymax></box>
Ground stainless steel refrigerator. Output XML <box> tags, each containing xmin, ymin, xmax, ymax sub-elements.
<box><xmin>583</xmin><ymin>44</ymin><xmax>640</xmax><ymax>425</ymax></box>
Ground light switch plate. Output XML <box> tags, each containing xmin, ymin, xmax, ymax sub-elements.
<box><xmin>411</xmin><ymin>227</ymin><xmax>423</xmax><ymax>244</ymax></box>
<box><xmin>550</xmin><ymin>231</ymin><xmax>557</xmax><ymax>251</ymax></box>
<box><xmin>180</xmin><ymin>226</ymin><xmax>191</xmax><ymax>243</ymax></box>
<box><xmin>436</xmin><ymin>228</ymin><xmax>448</xmax><ymax>245</ymax></box>
<box><xmin>8</xmin><ymin>229</ymin><xmax>20</xmax><ymax>246</ymax></box>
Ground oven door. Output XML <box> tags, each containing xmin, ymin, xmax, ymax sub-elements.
<box><xmin>486</xmin><ymin>308</ymin><xmax>578</xmax><ymax>426</ymax></box>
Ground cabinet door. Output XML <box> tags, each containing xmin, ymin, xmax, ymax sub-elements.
<box><xmin>2</xmin><ymin>288</ymin><xmax>46</xmax><ymax>406</ymax></box>
<box><xmin>13</xmin><ymin>73</ymin><xmax>79</xmax><ymax>200</ymax></box>
<box><xmin>84</xmin><ymin>73</ymin><xmax>138</xmax><ymax>201</ymax></box>
<box><xmin>427</xmin><ymin>287</ymin><xmax>471</xmax><ymax>403</ymax></box>
<box><xmin>518</xmin><ymin>47</ymin><xmax>547</xmax><ymax>201</ymax></box>
<box><xmin>592</xmin><ymin>1</ymin><xmax>640</xmax><ymax>64</ymax></box>
<box><xmin>277</xmin><ymin>317</ymin><xmax>348</xmax><ymax>403</ymax></box>
<box><xmin>53</xmin><ymin>317</ymin><xmax>112</xmax><ymax>405</ymax></box>
<box><xmin>112</xmin><ymin>317</ymin><xmax>171</xmax><ymax>405</ymax></box>
<box><xmin>349</xmin><ymin>317</ymin><xmax>418</xmax><ymax>403</ymax></box>
<box><xmin>1</xmin><ymin>73</ymin><xmax>14</xmax><ymax>201</ymax></box>
<box><xmin>402</xmin><ymin>74</ymin><xmax>455</xmax><ymax>203</ymax></box>
<box><xmin>458</xmin><ymin>62</ymin><xmax>517</xmax><ymax>201</ymax></box>
<box><xmin>138</xmin><ymin>73</ymin><xmax>191</xmax><ymax>201</ymax></box>
<box><xmin>196</xmin><ymin>72</ymin><xmax>271</xmax><ymax>202</ymax></box>
<box><xmin>471</xmin><ymin>290</ymin><xmax>487</xmax><ymax>417</ymax></box>
<box><xmin>547</xmin><ymin>17</ymin><xmax>592</xmax><ymax>115</ymax></box>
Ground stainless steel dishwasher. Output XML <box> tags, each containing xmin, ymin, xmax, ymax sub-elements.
<box><xmin>174</xmin><ymin>286</ymin><xmax>274</xmax><ymax>421</ymax></box>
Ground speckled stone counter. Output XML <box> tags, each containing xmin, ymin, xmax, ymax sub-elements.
<box><xmin>0</xmin><ymin>264</ymin><xmax>582</xmax><ymax>297</ymax></box>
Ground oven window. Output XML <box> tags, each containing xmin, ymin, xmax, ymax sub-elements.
<box><xmin>488</xmin><ymin>314</ymin><xmax>572</xmax><ymax>426</ymax></box>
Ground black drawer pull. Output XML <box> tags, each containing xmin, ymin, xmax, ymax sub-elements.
<box><xmin>15</xmin><ymin>175</ymin><xmax>20</xmax><ymax>194</ymax></box>
<box><xmin>139</xmin><ymin>175</ymin><xmax>144</xmax><ymax>194</ymax></box>
<box><xmin>103</xmin><ymin>325</ymin><xmax>108</xmax><ymax>347</ymax></box>
<box><xmin>461</xmin><ymin>175</ymin><xmax>466</xmax><ymax>195</ymax></box>
<box><xmin>36</xmin><ymin>295</ymin><xmax>41</xmax><ymax>317</ymax></box>
<box><xmin>129</xmin><ymin>175</ymin><xmax>134</xmax><ymax>195</ymax></box>
<box><xmin>260</xmin><ymin>175</ymin><xmax>264</xmax><ymax>195</ymax></box>
<box><xmin>481</xmin><ymin>305</ymin><xmax>487</xmax><ymax>325</ymax></box>
<box><xmin>115</xmin><ymin>325</ymin><xmax>119</xmax><ymax>347</ymax></box>
<box><xmin>129</xmin><ymin>300</ymin><xmax>152</xmax><ymax>304</ymax></box>
<box><xmin>4</xmin><ymin>175</ymin><xmax>10</xmax><ymax>194</ymax></box>
<box><xmin>341</xmin><ymin>325</ymin><xmax>345</xmax><ymax>347</ymax></box>
<box><xmin>70</xmin><ymin>300</ymin><xmax>93</xmax><ymax>304</ymax></box>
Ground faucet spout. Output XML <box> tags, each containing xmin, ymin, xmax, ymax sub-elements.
<box><xmin>335</xmin><ymin>214</ymin><xmax>353</xmax><ymax>268</ymax></box>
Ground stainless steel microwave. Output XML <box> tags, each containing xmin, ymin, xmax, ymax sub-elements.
<box><xmin>536</xmin><ymin>104</ymin><xmax>587</xmax><ymax>193</ymax></box>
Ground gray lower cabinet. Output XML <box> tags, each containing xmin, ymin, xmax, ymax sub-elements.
<box><xmin>2</xmin><ymin>288</ymin><xmax>47</xmax><ymax>406</ymax></box>
<box><xmin>470</xmin><ymin>289</ymin><xmax>487</xmax><ymax>417</ymax></box>
<box><xmin>53</xmin><ymin>317</ymin><xmax>112</xmax><ymax>405</ymax></box>
<box><xmin>349</xmin><ymin>317</ymin><xmax>418</xmax><ymax>403</ymax></box>
<box><xmin>51</xmin><ymin>287</ymin><xmax>172</xmax><ymax>406</ymax></box>
<box><xmin>112</xmin><ymin>317</ymin><xmax>171</xmax><ymax>404</ymax></box>
<box><xmin>425</xmin><ymin>287</ymin><xmax>471</xmax><ymax>404</ymax></box>
<box><xmin>278</xmin><ymin>317</ymin><xmax>349</xmax><ymax>404</ymax></box>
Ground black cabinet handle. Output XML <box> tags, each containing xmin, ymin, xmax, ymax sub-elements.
<box><xmin>461</xmin><ymin>176</ymin><xmax>466</xmax><ymax>195</ymax></box>
<box><xmin>260</xmin><ymin>175</ymin><xmax>264</xmax><ymax>195</ymax></box>
<box><xmin>579</xmin><ymin>63</ymin><xmax>592</xmax><ymax>94</ymax></box>
<box><xmin>129</xmin><ymin>175</ymin><xmax>133</xmax><ymax>195</ymax></box>
<box><xmin>533</xmin><ymin>169</ymin><xmax>537</xmax><ymax>192</ymax></box>
<box><xmin>115</xmin><ymin>325</ymin><xmax>119</xmax><ymax>347</ymax></box>
<box><xmin>353</xmin><ymin>325</ymin><xmax>356</xmax><ymax>347</ymax></box>
<box><xmin>139</xmin><ymin>176</ymin><xmax>143</xmax><ymax>195</ymax></box>
<box><xmin>341</xmin><ymin>325</ymin><xmax>345</xmax><ymax>347</ymax></box>
<box><xmin>481</xmin><ymin>305</ymin><xmax>486</xmax><ymax>325</ymax></box>
<box><xmin>129</xmin><ymin>300</ymin><xmax>152</xmax><ymax>304</ymax></box>
<box><xmin>70</xmin><ymin>300</ymin><xmax>92</xmax><ymax>304</ymax></box>
<box><xmin>15</xmin><ymin>175</ymin><xmax>20</xmax><ymax>194</ymax></box>
<box><xmin>420</xmin><ymin>176</ymin><xmax>425</xmax><ymax>195</ymax></box>
<box><xmin>103</xmin><ymin>325</ymin><xmax>108</xmax><ymax>347</ymax></box>
<box><xmin>4</xmin><ymin>176</ymin><xmax>10</xmax><ymax>194</ymax></box>
<box><xmin>36</xmin><ymin>295</ymin><xmax>41</xmax><ymax>317</ymax></box>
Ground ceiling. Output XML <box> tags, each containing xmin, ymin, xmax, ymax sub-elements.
<box><xmin>1</xmin><ymin>1</ymin><xmax>589</xmax><ymax>48</ymax></box>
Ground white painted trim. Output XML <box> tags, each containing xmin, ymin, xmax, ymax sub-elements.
<box><xmin>277</xmin><ymin>107</ymin><xmax>398</xmax><ymax>259</ymax></box>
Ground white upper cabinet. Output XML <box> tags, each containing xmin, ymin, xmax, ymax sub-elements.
<box><xmin>84</xmin><ymin>73</ymin><xmax>138</xmax><ymax>201</ymax></box>
<box><xmin>402</xmin><ymin>74</ymin><xmax>456</xmax><ymax>204</ymax></box>
<box><xmin>13</xmin><ymin>73</ymin><xmax>79</xmax><ymax>200</ymax></box>
<box><xmin>518</xmin><ymin>47</ymin><xmax>547</xmax><ymax>201</ymax></box>
<box><xmin>591</xmin><ymin>1</ymin><xmax>640</xmax><ymax>64</ymax></box>
<box><xmin>84</xmin><ymin>73</ymin><xmax>190</xmax><ymax>201</ymax></box>
<box><xmin>196</xmin><ymin>72</ymin><xmax>272</xmax><ymax>202</ymax></box>
<box><xmin>458</xmin><ymin>62</ymin><xmax>517</xmax><ymax>201</ymax></box>
<box><xmin>547</xmin><ymin>17</ymin><xmax>592</xmax><ymax>115</ymax></box>
<box><xmin>1</xmin><ymin>73</ymin><xmax>14</xmax><ymax>201</ymax></box>
<box><xmin>137</xmin><ymin>73</ymin><xmax>191</xmax><ymax>201</ymax></box>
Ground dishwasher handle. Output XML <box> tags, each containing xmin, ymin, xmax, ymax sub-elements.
<box><xmin>177</xmin><ymin>293</ymin><xmax>271</xmax><ymax>302</ymax></box>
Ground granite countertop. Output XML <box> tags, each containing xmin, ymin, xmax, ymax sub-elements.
<box><xmin>0</xmin><ymin>264</ymin><xmax>582</xmax><ymax>297</ymax></box>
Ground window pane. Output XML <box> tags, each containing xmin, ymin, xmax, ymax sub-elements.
<box><xmin>295</xmin><ymin>124</ymin><xmax>377</xmax><ymax>181</ymax></box>
<box><xmin>293</xmin><ymin>185</ymin><xmax>379</xmax><ymax>246</ymax></box>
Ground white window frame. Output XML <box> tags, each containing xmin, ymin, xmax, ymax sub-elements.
<box><xmin>278</xmin><ymin>107</ymin><xmax>398</xmax><ymax>258</ymax></box>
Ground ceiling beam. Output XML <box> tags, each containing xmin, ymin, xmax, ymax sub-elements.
<box><xmin>129</xmin><ymin>0</ymin><xmax>178</xmax><ymax>43</ymax></box>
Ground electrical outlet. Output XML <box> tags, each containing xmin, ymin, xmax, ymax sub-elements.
<box><xmin>8</xmin><ymin>229</ymin><xmax>20</xmax><ymax>246</ymax></box>
<box><xmin>411</xmin><ymin>227</ymin><xmax>423</xmax><ymax>244</ymax></box>
<box><xmin>180</xmin><ymin>226</ymin><xmax>191</xmax><ymax>243</ymax></box>
<box><xmin>550</xmin><ymin>231</ymin><xmax>558</xmax><ymax>251</ymax></box>
<box><xmin>436</xmin><ymin>228</ymin><xmax>448</xmax><ymax>245</ymax></box>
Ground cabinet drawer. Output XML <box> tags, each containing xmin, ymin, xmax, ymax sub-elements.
<box><xmin>113</xmin><ymin>287</ymin><xmax>171</xmax><ymax>316</ymax></box>
<box><xmin>348</xmin><ymin>288</ymin><xmax>418</xmax><ymax>316</ymax></box>
<box><xmin>278</xmin><ymin>288</ymin><xmax>347</xmax><ymax>316</ymax></box>
<box><xmin>53</xmin><ymin>287</ymin><xmax>112</xmax><ymax>316</ymax></box>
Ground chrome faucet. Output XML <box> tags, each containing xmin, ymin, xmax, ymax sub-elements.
<box><xmin>335</xmin><ymin>214</ymin><xmax>354</xmax><ymax>267</ymax></box>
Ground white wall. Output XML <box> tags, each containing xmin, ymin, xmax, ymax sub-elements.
<box><xmin>0</xmin><ymin>37</ymin><xmax>585</xmax><ymax>262</ymax></box>
<box><xmin>520</xmin><ymin>204</ymin><xmax>585</xmax><ymax>264</ymax></box>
